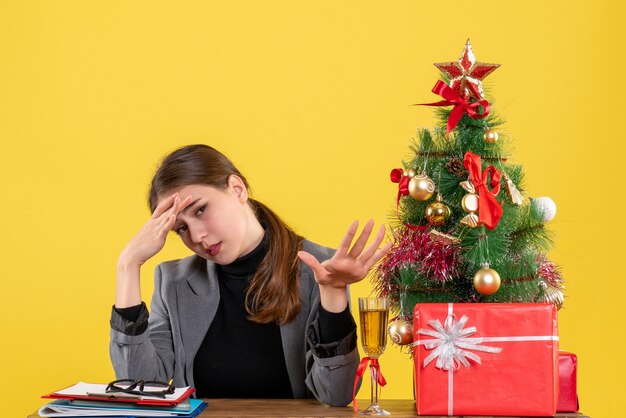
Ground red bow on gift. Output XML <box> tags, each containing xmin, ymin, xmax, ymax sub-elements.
<box><xmin>390</xmin><ymin>168</ymin><xmax>410</xmax><ymax>206</ymax></box>
<box><xmin>352</xmin><ymin>357</ymin><xmax>387</xmax><ymax>412</ymax></box>
<box><xmin>464</xmin><ymin>152</ymin><xmax>503</xmax><ymax>230</ymax></box>
<box><xmin>418</xmin><ymin>80</ymin><xmax>491</xmax><ymax>136</ymax></box>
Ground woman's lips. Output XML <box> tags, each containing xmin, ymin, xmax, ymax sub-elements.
<box><xmin>207</xmin><ymin>242</ymin><xmax>222</xmax><ymax>256</ymax></box>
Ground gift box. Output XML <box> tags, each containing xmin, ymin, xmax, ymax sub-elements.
<box><xmin>413</xmin><ymin>303</ymin><xmax>559</xmax><ymax>416</ymax></box>
<box><xmin>557</xmin><ymin>351</ymin><xmax>579</xmax><ymax>412</ymax></box>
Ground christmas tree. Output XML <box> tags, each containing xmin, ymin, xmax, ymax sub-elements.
<box><xmin>377</xmin><ymin>40</ymin><xmax>564</xmax><ymax>346</ymax></box>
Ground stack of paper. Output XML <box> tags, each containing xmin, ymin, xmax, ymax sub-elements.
<box><xmin>39</xmin><ymin>382</ymin><xmax>206</xmax><ymax>418</ymax></box>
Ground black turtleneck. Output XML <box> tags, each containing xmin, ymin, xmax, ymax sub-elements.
<box><xmin>193</xmin><ymin>231</ymin><xmax>294</xmax><ymax>398</ymax></box>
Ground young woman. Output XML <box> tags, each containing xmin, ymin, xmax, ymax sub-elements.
<box><xmin>109</xmin><ymin>144</ymin><xmax>390</xmax><ymax>406</ymax></box>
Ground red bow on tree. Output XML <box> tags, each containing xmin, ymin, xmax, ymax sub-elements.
<box><xmin>352</xmin><ymin>357</ymin><xmax>387</xmax><ymax>412</ymax></box>
<box><xmin>464</xmin><ymin>152</ymin><xmax>503</xmax><ymax>230</ymax></box>
<box><xmin>390</xmin><ymin>168</ymin><xmax>410</xmax><ymax>207</ymax></box>
<box><xmin>390</xmin><ymin>169</ymin><xmax>431</xmax><ymax>231</ymax></box>
<box><xmin>417</xmin><ymin>80</ymin><xmax>491</xmax><ymax>136</ymax></box>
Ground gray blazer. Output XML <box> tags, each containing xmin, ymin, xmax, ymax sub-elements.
<box><xmin>109</xmin><ymin>241</ymin><xmax>360</xmax><ymax>407</ymax></box>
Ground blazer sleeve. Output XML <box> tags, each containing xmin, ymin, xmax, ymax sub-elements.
<box><xmin>301</xmin><ymin>244</ymin><xmax>360</xmax><ymax>407</ymax></box>
<box><xmin>305</xmin><ymin>309</ymin><xmax>359</xmax><ymax>406</ymax></box>
<box><xmin>109</xmin><ymin>264</ymin><xmax>175</xmax><ymax>382</ymax></box>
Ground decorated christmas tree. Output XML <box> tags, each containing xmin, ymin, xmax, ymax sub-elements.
<box><xmin>376</xmin><ymin>40</ymin><xmax>564</xmax><ymax>346</ymax></box>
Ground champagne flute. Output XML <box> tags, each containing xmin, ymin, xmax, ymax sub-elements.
<box><xmin>358</xmin><ymin>297</ymin><xmax>390</xmax><ymax>416</ymax></box>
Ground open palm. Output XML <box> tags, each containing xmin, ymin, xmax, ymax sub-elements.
<box><xmin>298</xmin><ymin>220</ymin><xmax>392</xmax><ymax>289</ymax></box>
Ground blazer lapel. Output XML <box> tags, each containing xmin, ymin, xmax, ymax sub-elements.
<box><xmin>177</xmin><ymin>258</ymin><xmax>220</xmax><ymax>384</ymax></box>
<box><xmin>280</xmin><ymin>268</ymin><xmax>312</xmax><ymax>398</ymax></box>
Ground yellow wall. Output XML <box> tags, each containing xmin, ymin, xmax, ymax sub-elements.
<box><xmin>1</xmin><ymin>1</ymin><xmax>623</xmax><ymax>417</ymax></box>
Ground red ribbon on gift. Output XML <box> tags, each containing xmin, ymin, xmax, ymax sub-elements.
<box><xmin>417</xmin><ymin>80</ymin><xmax>491</xmax><ymax>136</ymax></box>
<box><xmin>352</xmin><ymin>357</ymin><xmax>387</xmax><ymax>412</ymax></box>
<box><xmin>464</xmin><ymin>152</ymin><xmax>503</xmax><ymax>230</ymax></box>
<box><xmin>390</xmin><ymin>168</ymin><xmax>410</xmax><ymax>206</ymax></box>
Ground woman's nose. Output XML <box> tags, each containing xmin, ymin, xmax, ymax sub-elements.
<box><xmin>188</xmin><ymin>223</ymin><xmax>207</xmax><ymax>244</ymax></box>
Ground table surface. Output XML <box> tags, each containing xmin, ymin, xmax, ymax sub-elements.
<box><xmin>30</xmin><ymin>399</ymin><xmax>589</xmax><ymax>418</ymax></box>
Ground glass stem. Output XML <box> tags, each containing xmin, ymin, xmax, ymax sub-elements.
<box><xmin>370</xmin><ymin>365</ymin><xmax>379</xmax><ymax>405</ymax></box>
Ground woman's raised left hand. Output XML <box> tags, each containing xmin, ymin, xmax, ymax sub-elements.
<box><xmin>297</xmin><ymin>220</ymin><xmax>392</xmax><ymax>312</ymax></box>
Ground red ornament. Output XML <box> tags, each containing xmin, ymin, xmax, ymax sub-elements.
<box><xmin>434</xmin><ymin>39</ymin><xmax>500</xmax><ymax>100</ymax></box>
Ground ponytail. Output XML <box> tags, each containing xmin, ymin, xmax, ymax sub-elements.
<box><xmin>245</xmin><ymin>199</ymin><xmax>304</xmax><ymax>324</ymax></box>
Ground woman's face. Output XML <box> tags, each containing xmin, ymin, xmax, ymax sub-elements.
<box><xmin>161</xmin><ymin>178</ymin><xmax>263</xmax><ymax>265</ymax></box>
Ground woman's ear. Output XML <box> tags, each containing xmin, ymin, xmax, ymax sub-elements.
<box><xmin>227</xmin><ymin>175</ymin><xmax>249</xmax><ymax>203</ymax></box>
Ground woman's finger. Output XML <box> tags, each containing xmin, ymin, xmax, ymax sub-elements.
<box><xmin>335</xmin><ymin>220</ymin><xmax>359</xmax><ymax>257</ymax></box>
<box><xmin>363</xmin><ymin>241</ymin><xmax>393</xmax><ymax>271</ymax></box>
<box><xmin>156</xmin><ymin>195</ymin><xmax>179</xmax><ymax>227</ymax></box>
<box><xmin>174</xmin><ymin>195</ymin><xmax>193</xmax><ymax>217</ymax></box>
<box><xmin>347</xmin><ymin>219</ymin><xmax>374</xmax><ymax>258</ymax></box>
<box><xmin>159</xmin><ymin>194</ymin><xmax>193</xmax><ymax>226</ymax></box>
<box><xmin>297</xmin><ymin>251</ymin><xmax>327</xmax><ymax>281</ymax></box>
<box><xmin>357</xmin><ymin>224</ymin><xmax>387</xmax><ymax>262</ymax></box>
<box><xmin>157</xmin><ymin>208</ymin><xmax>176</xmax><ymax>230</ymax></box>
<box><xmin>151</xmin><ymin>193</ymin><xmax>178</xmax><ymax>219</ymax></box>
<box><xmin>157</xmin><ymin>210</ymin><xmax>177</xmax><ymax>240</ymax></box>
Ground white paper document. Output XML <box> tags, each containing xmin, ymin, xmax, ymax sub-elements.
<box><xmin>53</xmin><ymin>382</ymin><xmax>191</xmax><ymax>401</ymax></box>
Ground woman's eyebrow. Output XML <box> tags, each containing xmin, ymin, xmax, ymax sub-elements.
<box><xmin>181</xmin><ymin>198</ymin><xmax>201</xmax><ymax>214</ymax></box>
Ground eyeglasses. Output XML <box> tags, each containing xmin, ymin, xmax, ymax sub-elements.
<box><xmin>105</xmin><ymin>379</ymin><xmax>175</xmax><ymax>398</ymax></box>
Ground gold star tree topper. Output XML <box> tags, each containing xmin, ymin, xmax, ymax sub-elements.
<box><xmin>434</xmin><ymin>39</ymin><xmax>500</xmax><ymax>100</ymax></box>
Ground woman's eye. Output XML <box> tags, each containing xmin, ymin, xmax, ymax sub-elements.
<box><xmin>195</xmin><ymin>205</ymin><xmax>206</xmax><ymax>217</ymax></box>
<box><xmin>175</xmin><ymin>225</ymin><xmax>188</xmax><ymax>235</ymax></box>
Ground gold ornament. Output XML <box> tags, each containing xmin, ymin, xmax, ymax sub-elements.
<box><xmin>460</xmin><ymin>180</ymin><xmax>475</xmax><ymax>193</ymax></box>
<box><xmin>473</xmin><ymin>266</ymin><xmax>501</xmax><ymax>295</ymax></box>
<box><xmin>539</xmin><ymin>281</ymin><xmax>564</xmax><ymax>310</ymax></box>
<box><xmin>409</xmin><ymin>174</ymin><xmax>435</xmax><ymax>201</ymax></box>
<box><xmin>429</xmin><ymin>229</ymin><xmax>461</xmax><ymax>245</ymax></box>
<box><xmin>460</xmin><ymin>212</ymin><xmax>479</xmax><ymax>227</ymax></box>
<box><xmin>425</xmin><ymin>194</ymin><xmax>451</xmax><ymax>226</ymax></box>
<box><xmin>503</xmin><ymin>173</ymin><xmax>524</xmax><ymax>205</ymax></box>
<box><xmin>404</xmin><ymin>168</ymin><xmax>417</xmax><ymax>178</ymax></box>
<box><xmin>459</xmin><ymin>179</ymin><xmax>479</xmax><ymax>227</ymax></box>
<box><xmin>388</xmin><ymin>317</ymin><xmax>414</xmax><ymax>346</ymax></box>
<box><xmin>461</xmin><ymin>193</ymin><xmax>479</xmax><ymax>212</ymax></box>
<box><xmin>483</xmin><ymin>129</ymin><xmax>499</xmax><ymax>144</ymax></box>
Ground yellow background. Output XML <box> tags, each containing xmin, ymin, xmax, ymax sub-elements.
<box><xmin>1</xmin><ymin>1</ymin><xmax>624</xmax><ymax>417</ymax></box>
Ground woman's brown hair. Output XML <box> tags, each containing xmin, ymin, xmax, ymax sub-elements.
<box><xmin>148</xmin><ymin>144</ymin><xmax>304</xmax><ymax>324</ymax></box>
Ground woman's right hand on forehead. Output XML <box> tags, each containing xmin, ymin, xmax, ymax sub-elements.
<box><xmin>115</xmin><ymin>193</ymin><xmax>191</xmax><ymax>308</ymax></box>
<box><xmin>119</xmin><ymin>193</ymin><xmax>192</xmax><ymax>266</ymax></box>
